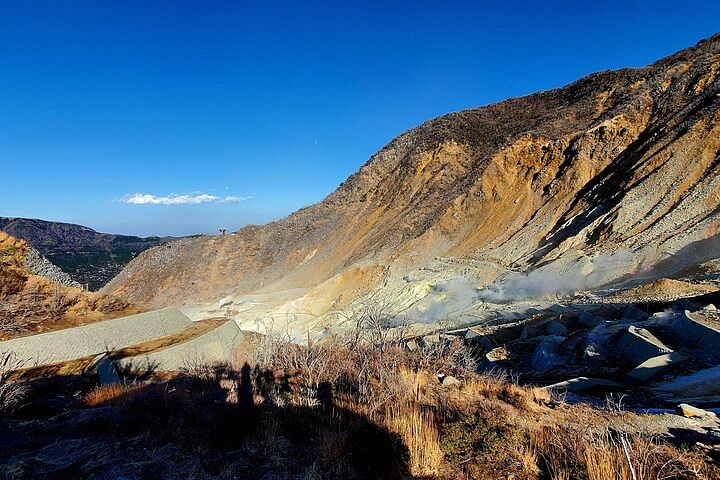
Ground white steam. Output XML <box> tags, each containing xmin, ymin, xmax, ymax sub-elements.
<box><xmin>422</xmin><ymin>278</ymin><xmax>478</xmax><ymax>321</ymax></box>
<box><xmin>479</xmin><ymin>250</ymin><xmax>635</xmax><ymax>302</ymax></box>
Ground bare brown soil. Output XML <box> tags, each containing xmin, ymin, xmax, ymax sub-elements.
<box><xmin>610</xmin><ymin>278</ymin><xmax>719</xmax><ymax>302</ymax></box>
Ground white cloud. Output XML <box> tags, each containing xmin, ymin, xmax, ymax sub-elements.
<box><xmin>122</xmin><ymin>192</ymin><xmax>250</xmax><ymax>206</ymax></box>
<box><xmin>219</xmin><ymin>195</ymin><xmax>252</xmax><ymax>204</ymax></box>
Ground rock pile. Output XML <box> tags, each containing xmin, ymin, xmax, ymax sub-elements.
<box><xmin>24</xmin><ymin>246</ymin><xmax>81</xmax><ymax>288</ymax></box>
<box><xmin>463</xmin><ymin>298</ymin><xmax>720</xmax><ymax>410</ymax></box>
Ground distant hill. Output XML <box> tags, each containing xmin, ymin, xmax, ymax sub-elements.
<box><xmin>104</xmin><ymin>34</ymin><xmax>720</xmax><ymax>312</ymax></box>
<box><xmin>0</xmin><ymin>217</ymin><xmax>174</xmax><ymax>290</ymax></box>
<box><xmin>0</xmin><ymin>231</ymin><xmax>137</xmax><ymax>338</ymax></box>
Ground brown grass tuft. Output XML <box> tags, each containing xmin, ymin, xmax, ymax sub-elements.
<box><xmin>83</xmin><ymin>383</ymin><xmax>144</xmax><ymax>407</ymax></box>
<box><xmin>384</xmin><ymin>401</ymin><xmax>444</xmax><ymax>477</ymax></box>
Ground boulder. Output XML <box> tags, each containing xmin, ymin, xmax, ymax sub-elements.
<box><xmin>545</xmin><ymin>320</ymin><xmax>568</xmax><ymax>336</ymax></box>
<box><xmin>676</xmin><ymin>403</ymin><xmax>716</xmax><ymax>419</ymax></box>
<box><xmin>439</xmin><ymin>375</ymin><xmax>461</xmax><ymax>386</ymax></box>
<box><xmin>531</xmin><ymin>335</ymin><xmax>564</xmax><ymax>372</ymax></box>
<box><xmin>657</xmin><ymin>366</ymin><xmax>720</xmax><ymax>398</ymax></box>
<box><xmin>544</xmin><ymin>377</ymin><xmax>623</xmax><ymax>393</ymax></box>
<box><xmin>579</xmin><ymin>311</ymin><xmax>605</xmax><ymax>328</ymax></box>
<box><xmin>622</xmin><ymin>305</ymin><xmax>648</xmax><ymax>321</ymax></box>
<box><xmin>666</xmin><ymin>310</ymin><xmax>720</xmax><ymax>352</ymax></box>
<box><xmin>94</xmin><ymin>354</ymin><xmax>120</xmax><ymax>385</ymax></box>
<box><xmin>626</xmin><ymin>352</ymin><xmax>688</xmax><ymax>382</ymax></box>
<box><xmin>464</xmin><ymin>329</ymin><xmax>493</xmax><ymax>352</ymax></box>
<box><xmin>615</xmin><ymin>325</ymin><xmax>673</xmax><ymax>365</ymax></box>
<box><xmin>484</xmin><ymin>346</ymin><xmax>508</xmax><ymax>363</ymax></box>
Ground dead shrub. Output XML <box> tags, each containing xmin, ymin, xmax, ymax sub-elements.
<box><xmin>532</xmin><ymin>422</ymin><xmax>717</xmax><ymax>480</ymax></box>
<box><xmin>0</xmin><ymin>352</ymin><xmax>26</xmax><ymax>414</ymax></box>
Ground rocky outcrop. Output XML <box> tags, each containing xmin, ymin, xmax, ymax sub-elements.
<box><xmin>105</xmin><ymin>34</ymin><xmax>720</xmax><ymax>310</ymax></box>
<box><xmin>24</xmin><ymin>247</ymin><xmax>81</xmax><ymax>288</ymax></box>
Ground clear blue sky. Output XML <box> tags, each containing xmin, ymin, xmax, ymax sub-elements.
<box><xmin>2</xmin><ymin>1</ymin><xmax>718</xmax><ymax>236</ymax></box>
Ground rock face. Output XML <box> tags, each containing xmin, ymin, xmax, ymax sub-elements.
<box><xmin>105</xmin><ymin>35</ymin><xmax>720</xmax><ymax>312</ymax></box>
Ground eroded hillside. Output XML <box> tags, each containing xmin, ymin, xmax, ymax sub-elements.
<box><xmin>105</xmin><ymin>34</ymin><xmax>720</xmax><ymax>312</ymax></box>
<box><xmin>0</xmin><ymin>232</ymin><xmax>138</xmax><ymax>338</ymax></box>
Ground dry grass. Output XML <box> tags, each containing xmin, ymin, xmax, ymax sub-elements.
<box><xmin>4</xmin><ymin>322</ymin><xmax>718</xmax><ymax>479</ymax></box>
<box><xmin>242</xmin><ymin>331</ymin><xmax>719</xmax><ymax>480</ymax></box>
<box><xmin>0</xmin><ymin>352</ymin><xmax>27</xmax><ymax>414</ymax></box>
<box><xmin>83</xmin><ymin>383</ymin><xmax>145</xmax><ymax>407</ymax></box>
<box><xmin>385</xmin><ymin>401</ymin><xmax>444</xmax><ymax>476</ymax></box>
<box><xmin>533</xmin><ymin>422</ymin><xmax>718</xmax><ymax>480</ymax></box>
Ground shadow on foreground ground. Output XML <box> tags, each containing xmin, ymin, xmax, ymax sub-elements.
<box><xmin>0</xmin><ymin>363</ymin><xmax>423</xmax><ymax>480</ymax></box>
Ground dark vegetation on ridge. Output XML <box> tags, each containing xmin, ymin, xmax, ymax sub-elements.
<box><xmin>0</xmin><ymin>217</ymin><xmax>176</xmax><ymax>290</ymax></box>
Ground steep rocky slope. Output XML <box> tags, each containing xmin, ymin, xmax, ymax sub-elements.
<box><xmin>105</xmin><ymin>34</ymin><xmax>720</xmax><ymax>311</ymax></box>
<box><xmin>0</xmin><ymin>232</ymin><xmax>137</xmax><ymax>338</ymax></box>
<box><xmin>0</xmin><ymin>217</ymin><xmax>175</xmax><ymax>290</ymax></box>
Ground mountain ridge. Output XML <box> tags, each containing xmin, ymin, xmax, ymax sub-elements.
<box><xmin>104</xmin><ymin>34</ymin><xmax>720</xmax><ymax>313</ymax></box>
<box><xmin>0</xmin><ymin>217</ymin><xmax>176</xmax><ymax>290</ymax></box>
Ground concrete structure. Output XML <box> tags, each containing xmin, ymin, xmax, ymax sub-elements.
<box><xmin>0</xmin><ymin>308</ymin><xmax>193</xmax><ymax>366</ymax></box>
<box><xmin>545</xmin><ymin>377</ymin><xmax>623</xmax><ymax>392</ymax></box>
<box><xmin>545</xmin><ymin>320</ymin><xmax>568</xmax><ymax>336</ymax></box>
<box><xmin>119</xmin><ymin>320</ymin><xmax>244</xmax><ymax>372</ymax></box>
<box><xmin>464</xmin><ymin>329</ymin><xmax>493</xmax><ymax>352</ymax></box>
<box><xmin>666</xmin><ymin>310</ymin><xmax>720</xmax><ymax>352</ymax></box>
<box><xmin>583</xmin><ymin>322</ymin><xmax>627</xmax><ymax>359</ymax></box>
<box><xmin>520</xmin><ymin>319</ymin><xmax>568</xmax><ymax>339</ymax></box>
<box><xmin>615</xmin><ymin>326</ymin><xmax>673</xmax><ymax>365</ymax></box>
<box><xmin>547</xmin><ymin>304</ymin><xmax>578</xmax><ymax>315</ymax></box>
<box><xmin>626</xmin><ymin>352</ymin><xmax>688</xmax><ymax>382</ymax></box>
<box><xmin>498</xmin><ymin>311</ymin><xmax>525</xmax><ymax>321</ymax></box>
